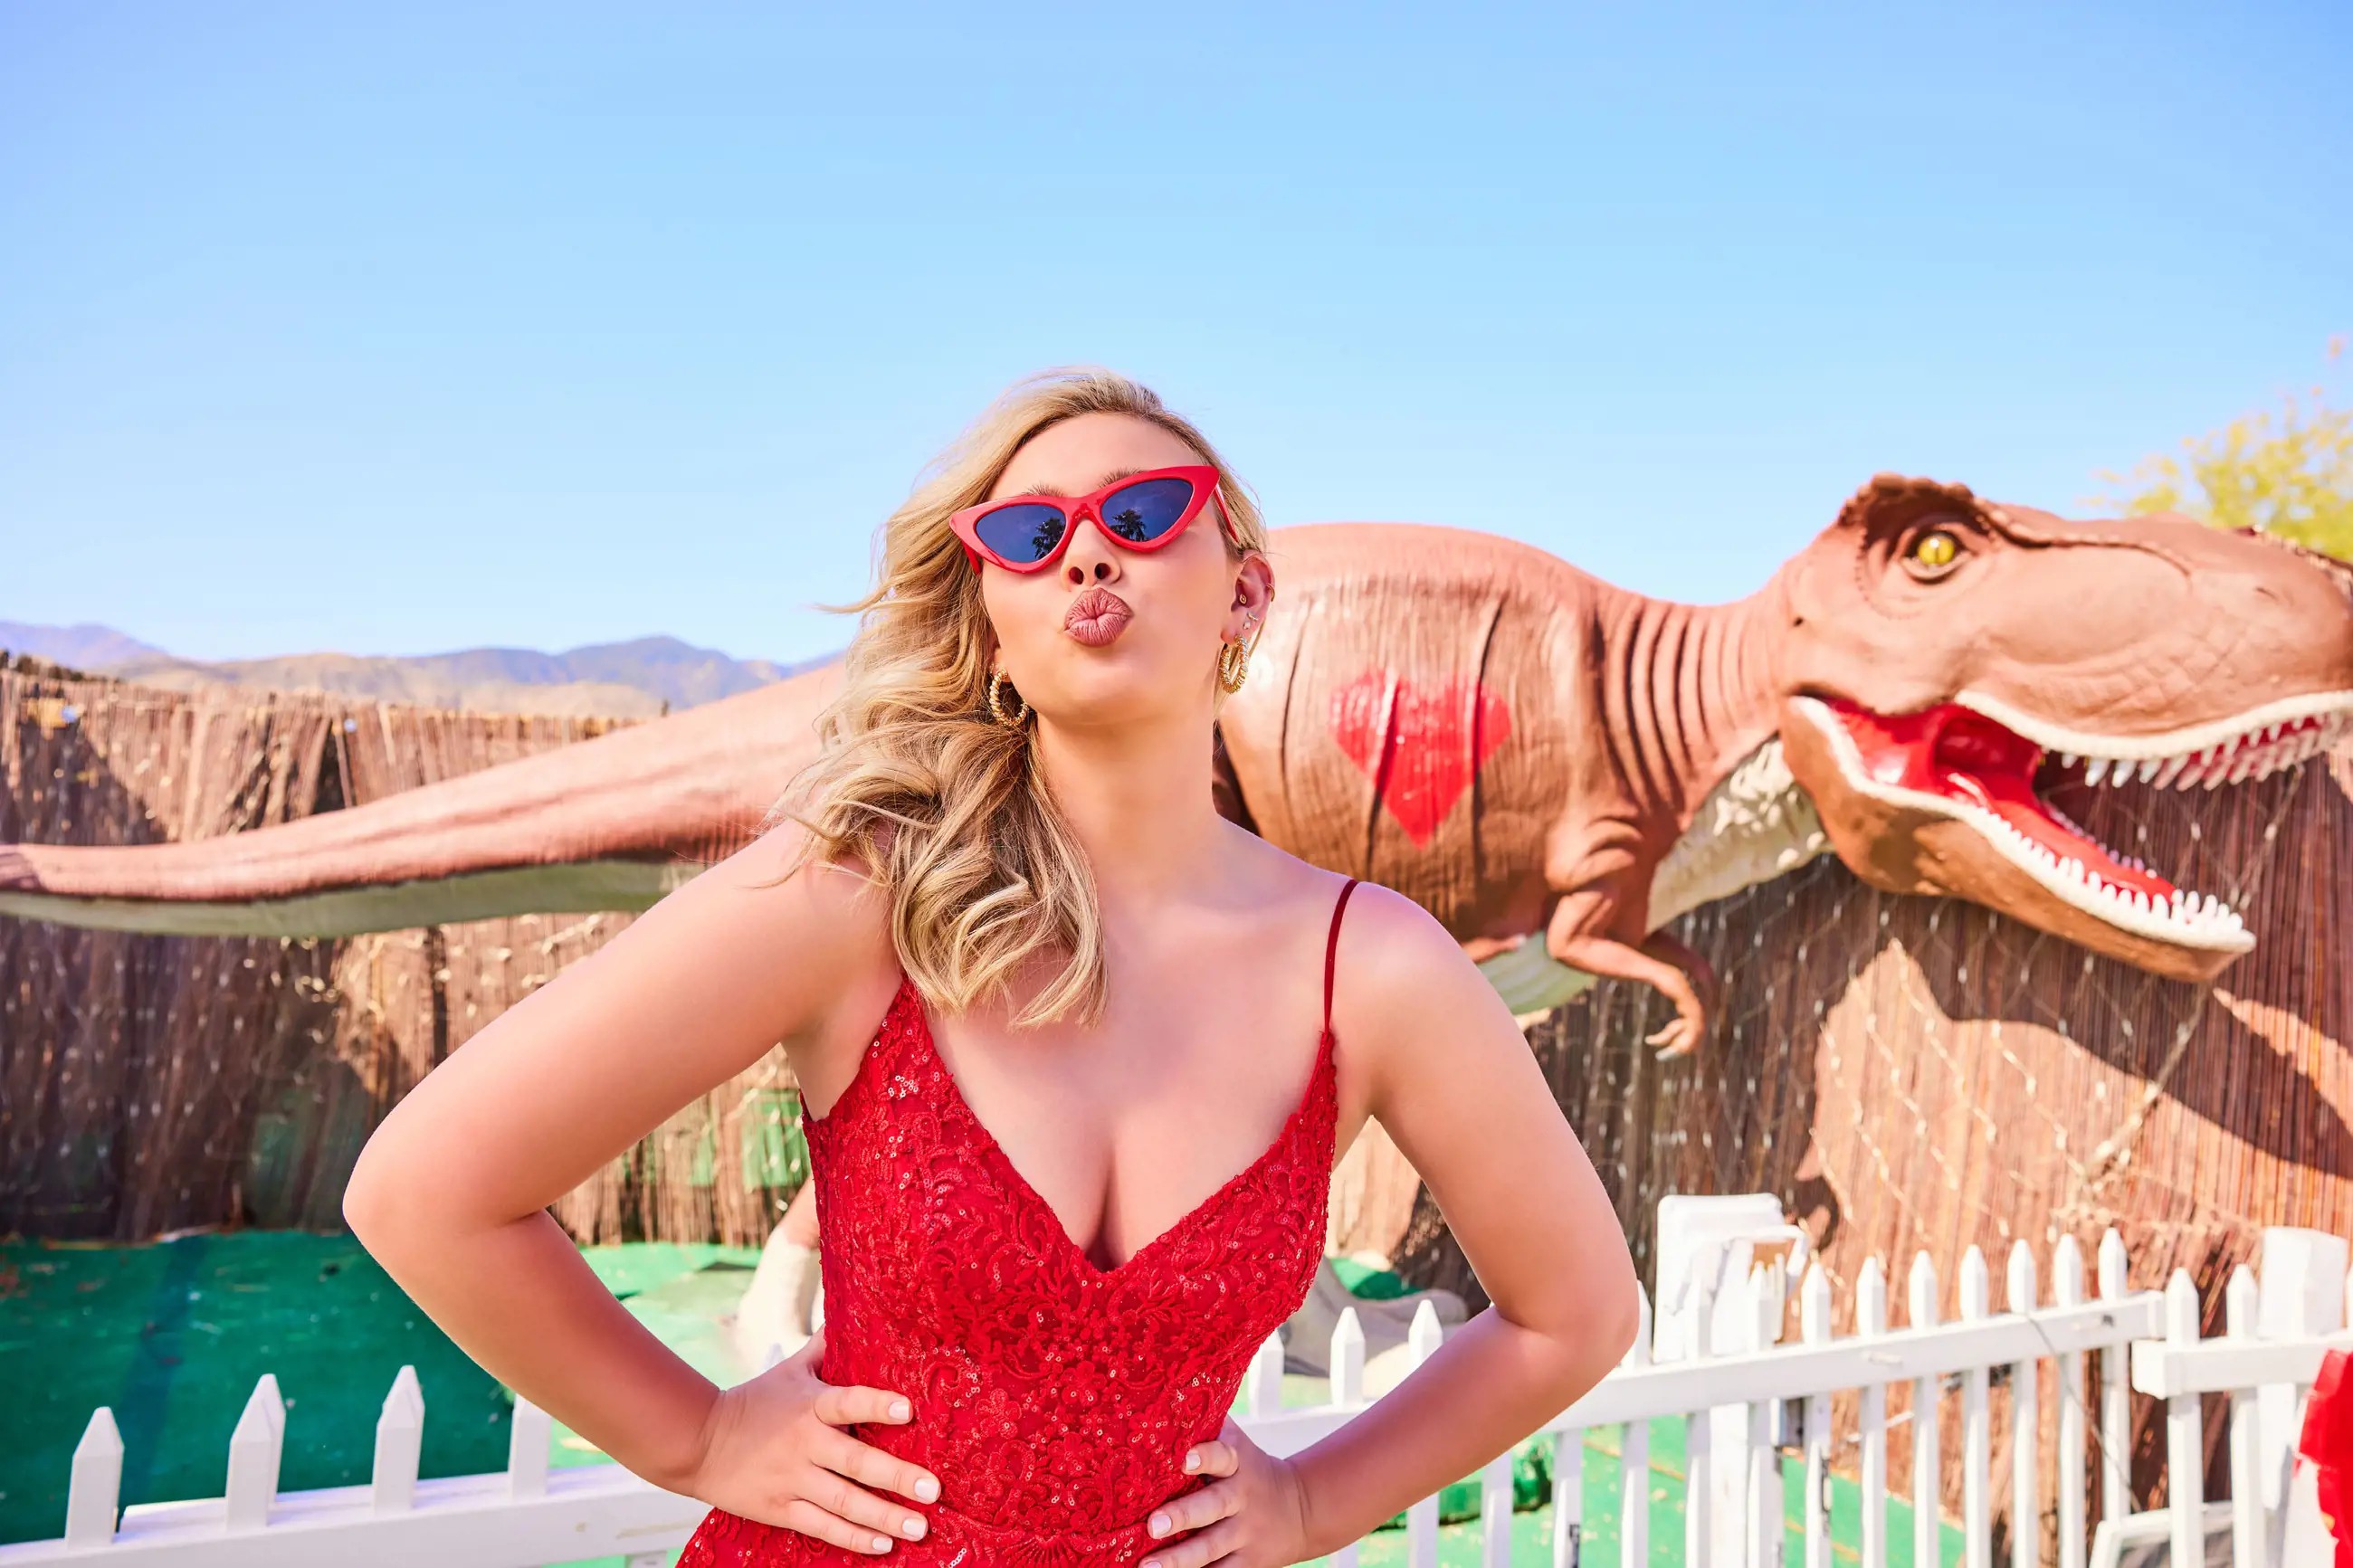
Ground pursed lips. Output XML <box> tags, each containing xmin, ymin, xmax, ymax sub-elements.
<box><xmin>1064</xmin><ymin>587</ymin><xmax>1133</xmax><ymax>644</ymax></box>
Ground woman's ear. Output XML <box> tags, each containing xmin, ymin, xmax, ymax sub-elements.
<box><xmin>1227</xmin><ymin>553</ymin><xmax>1274</xmax><ymax>638</ymax></box>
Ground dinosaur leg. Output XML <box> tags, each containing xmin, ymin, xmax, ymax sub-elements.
<box><xmin>1545</xmin><ymin>889</ymin><xmax>1713</xmax><ymax>1060</ymax></box>
<box><xmin>1637</xmin><ymin>929</ymin><xmax>1720</xmax><ymax>1058</ymax></box>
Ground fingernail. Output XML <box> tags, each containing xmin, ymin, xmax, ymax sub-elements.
<box><xmin>1183</xmin><ymin>1449</ymin><xmax>1199</xmax><ymax>1471</ymax></box>
<box><xmin>870</xmin><ymin>1535</ymin><xmax>891</xmax><ymax>1552</ymax></box>
<box><xmin>1148</xmin><ymin>1513</ymin><xmax>1170</xmax><ymax>1536</ymax></box>
<box><xmin>902</xmin><ymin>1516</ymin><xmax>926</xmax><ymax>1538</ymax></box>
<box><xmin>916</xmin><ymin>1476</ymin><xmax>939</xmax><ymax>1501</ymax></box>
<box><xmin>891</xmin><ymin>1398</ymin><xmax>911</xmax><ymax>1421</ymax></box>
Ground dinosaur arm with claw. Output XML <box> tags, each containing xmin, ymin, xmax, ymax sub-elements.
<box><xmin>6</xmin><ymin>476</ymin><xmax>2350</xmax><ymax>1053</ymax></box>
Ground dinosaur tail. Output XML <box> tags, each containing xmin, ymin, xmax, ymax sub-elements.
<box><xmin>0</xmin><ymin>670</ymin><xmax>843</xmax><ymax>937</ymax></box>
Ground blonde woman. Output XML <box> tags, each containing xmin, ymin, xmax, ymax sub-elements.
<box><xmin>344</xmin><ymin>367</ymin><xmax>1640</xmax><ymax>1566</ymax></box>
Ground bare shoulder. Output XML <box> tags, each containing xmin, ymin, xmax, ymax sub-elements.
<box><xmin>1329</xmin><ymin>878</ymin><xmax>1472</xmax><ymax>991</ymax></box>
<box><xmin>717</xmin><ymin>814</ymin><xmax>891</xmax><ymax>908</ymax></box>
<box><xmin>1324</xmin><ymin>878</ymin><xmax>1511</xmax><ymax>1098</ymax></box>
<box><xmin>1231</xmin><ymin>838</ymin><xmax>1464</xmax><ymax>1028</ymax></box>
<box><xmin>632</xmin><ymin>818</ymin><xmax>900</xmax><ymax>1066</ymax></box>
<box><xmin>1324</xmin><ymin>875</ymin><xmax>1433</xmax><ymax>966</ymax></box>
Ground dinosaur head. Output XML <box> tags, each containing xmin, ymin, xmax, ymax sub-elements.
<box><xmin>1773</xmin><ymin>474</ymin><xmax>2353</xmax><ymax>983</ymax></box>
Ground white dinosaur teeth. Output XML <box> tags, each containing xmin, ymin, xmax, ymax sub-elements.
<box><xmin>2016</xmin><ymin>704</ymin><xmax>2347</xmax><ymax>795</ymax></box>
<box><xmin>1958</xmin><ymin>797</ymin><xmax>2252</xmax><ymax>948</ymax></box>
<box><xmin>1887</xmin><ymin>698</ymin><xmax>2352</xmax><ymax>954</ymax></box>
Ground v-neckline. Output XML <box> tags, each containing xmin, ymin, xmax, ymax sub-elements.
<box><xmin>894</xmin><ymin>973</ymin><xmax>1337</xmax><ymax>1284</ymax></box>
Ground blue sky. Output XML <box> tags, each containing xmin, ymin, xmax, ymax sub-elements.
<box><xmin>4</xmin><ymin>3</ymin><xmax>2347</xmax><ymax>665</ymax></box>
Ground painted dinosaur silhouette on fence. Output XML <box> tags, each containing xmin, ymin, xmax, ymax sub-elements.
<box><xmin>6</xmin><ymin>475</ymin><xmax>2349</xmax><ymax>1054</ymax></box>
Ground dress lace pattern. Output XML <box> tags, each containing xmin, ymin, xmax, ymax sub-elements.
<box><xmin>675</xmin><ymin>879</ymin><xmax>1355</xmax><ymax>1566</ymax></box>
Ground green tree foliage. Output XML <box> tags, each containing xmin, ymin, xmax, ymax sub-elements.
<box><xmin>2095</xmin><ymin>337</ymin><xmax>2352</xmax><ymax>560</ymax></box>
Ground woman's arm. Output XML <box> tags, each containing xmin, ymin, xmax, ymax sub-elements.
<box><xmin>1288</xmin><ymin>885</ymin><xmax>1643</xmax><ymax>1555</ymax></box>
<box><xmin>340</xmin><ymin>823</ymin><xmax>891</xmax><ymax>1492</ymax></box>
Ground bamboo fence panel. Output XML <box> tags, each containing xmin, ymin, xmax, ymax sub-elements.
<box><xmin>0</xmin><ymin>658</ymin><xmax>801</xmax><ymax>1246</ymax></box>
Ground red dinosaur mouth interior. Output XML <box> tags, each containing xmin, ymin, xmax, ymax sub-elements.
<box><xmin>1810</xmin><ymin>695</ymin><xmax>2347</xmax><ymax>948</ymax></box>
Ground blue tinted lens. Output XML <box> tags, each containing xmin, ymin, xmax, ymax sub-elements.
<box><xmin>974</xmin><ymin>502</ymin><xmax>1070</xmax><ymax>564</ymax></box>
<box><xmin>1099</xmin><ymin>477</ymin><xmax>1197</xmax><ymax>544</ymax></box>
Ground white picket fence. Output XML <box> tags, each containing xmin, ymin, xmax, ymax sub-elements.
<box><xmin>6</xmin><ymin>1227</ymin><xmax>2350</xmax><ymax>1567</ymax></box>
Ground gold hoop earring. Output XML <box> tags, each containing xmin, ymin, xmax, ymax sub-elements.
<box><xmin>987</xmin><ymin>668</ymin><xmax>1032</xmax><ymax>727</ymax></box>
<box><xmin>1217</xmin><ymin>611</ymin><xmax>1263</xmax><ymax>695</ymax></box>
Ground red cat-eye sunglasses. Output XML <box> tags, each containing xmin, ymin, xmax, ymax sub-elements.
<box><xmin>948</xmin><ymin>463</ymin><xmax>1229</xmax><ymax>574</ymax></box>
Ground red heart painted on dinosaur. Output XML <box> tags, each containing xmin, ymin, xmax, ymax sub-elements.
<box><xmin>1329</xmin><ymin>672</ymin><xmax>1513</xmax><ymax>847</ymax></box>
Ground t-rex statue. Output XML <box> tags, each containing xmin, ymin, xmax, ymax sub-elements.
<box><xmin>6</xmin><ymin>475</ymin><xmax>2351</xmax><ymax>1057</ymax></box>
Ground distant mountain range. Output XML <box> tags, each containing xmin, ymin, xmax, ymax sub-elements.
<box><xmin>2</xmin><ymin>622</ymin><xmax>172</xmax><ymax>670</ymax></box>
<box><xmin>0</xmin><ymin>621</ymin><xmax>840</xmax><ymax>717</ymax></box>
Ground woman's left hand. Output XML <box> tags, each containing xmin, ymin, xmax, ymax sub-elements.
<box><xmin>1138</xmin><ymin>1415</ymin><xmax>1315</xmax><ymax>1568</ymax></box>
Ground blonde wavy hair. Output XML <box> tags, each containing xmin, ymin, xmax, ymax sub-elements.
<box><xmin>756</xmin><ymin>366</ymin><xmax>1270</xmax><ymax>1029</ymax></box>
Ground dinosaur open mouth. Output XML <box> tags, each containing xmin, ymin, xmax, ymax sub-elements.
<box><xmin>1793</xmin><ymin>691</ymin><xmax>2353</xmax><ymax>952</ymax></box>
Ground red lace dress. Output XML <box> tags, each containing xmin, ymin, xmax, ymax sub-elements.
<box><xmin>675</xmin><ymin>878</ymin><xmax>1359</xmax><ymax>1567</ymax></box>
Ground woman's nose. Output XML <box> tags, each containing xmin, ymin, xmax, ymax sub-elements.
<box><xmin>1061</xmin><ymin>518</ymin><xmax>1123</xmax><ymax>583</ymax></box>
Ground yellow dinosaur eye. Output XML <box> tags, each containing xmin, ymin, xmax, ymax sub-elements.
<box><xmin>1911</xmin><ymin>529</ymin><xmax>1959</xmax><ymax>571</ymax></box>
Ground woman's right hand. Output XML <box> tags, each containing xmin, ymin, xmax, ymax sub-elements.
<box><xmin>679</xmin><ymin>1325</ymin><xmax>941</xmax><ymax>1554</ymax></box>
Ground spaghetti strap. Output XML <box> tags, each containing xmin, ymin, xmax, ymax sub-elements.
<box><xmin>1323</xmin><ymin>877</ymin><xmax>1359</xmax><ymax>1037</ymax></box>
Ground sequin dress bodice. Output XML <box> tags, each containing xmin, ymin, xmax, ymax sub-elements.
<box><xmin>676</xmin><ymin>879</ymin><xmax>1358</xmax><ymax>1567</ymax></box>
